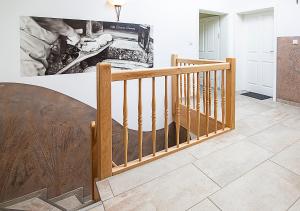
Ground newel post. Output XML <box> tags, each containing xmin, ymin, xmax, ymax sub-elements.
<box><xmin>171</xmin><ymin>54</ymin><xmax>178</xmax><ymax>118</ymax></box>
<box><xmin>96</xmin><ymin>63</ymin><xmax>112</xmax><ymax>180</ymax></box>
<box><xmin>225</xmin><ymin>58</ymin><xmax>236</xmax><ymax>129</ymax></box>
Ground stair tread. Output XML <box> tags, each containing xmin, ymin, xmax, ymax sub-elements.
<box><xmin>55</xmin><ymin>195</ymin><xmax>82</xmax><ymax>210</ymax></box>
<box><xmin>6</xmin><ymin>197</ymin><xmax>61</xmax><ymax>211</ymax></box>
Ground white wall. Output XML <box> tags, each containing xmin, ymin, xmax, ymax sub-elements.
<box><xmin>0</xmin><ymin>0</ymin><xmax>234</xmax><ymax>130</ymax></box>
<box><xmin>1</xmin><ymin>0</ymin><xmax>299</xmax><ymax>129</ymax></box>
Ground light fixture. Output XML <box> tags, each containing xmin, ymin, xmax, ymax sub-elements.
<box><xmin>108</xmin><ymin>0</ymin><xmax>126</xmax><ymax>22</ymax></box>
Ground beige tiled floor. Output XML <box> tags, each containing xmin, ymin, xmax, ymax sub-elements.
<box><xmin>96</xmin><ymin>94</ymin><xmax>300</xmax><ymax>211</ymax></box>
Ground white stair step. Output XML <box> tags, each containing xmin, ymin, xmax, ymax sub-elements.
<box><xmin>54</xmin><ymin>195</ymin><xmax>82</xmax><ymax>210</ymax></box>
<box><xmin>6</xmin><ymin>197</ymin><xmax>61</xmax><ymax>211</ymax></box>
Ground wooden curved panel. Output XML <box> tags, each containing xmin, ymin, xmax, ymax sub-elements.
<box><xmin>0</xmin><ymin>83</ymin><xmax>96</xmax><ymax>202</ymax></box>
<box><xmin>0</xmin><ymin>83</ymin><xmax>187</xmax><ymax>203</ymax></box>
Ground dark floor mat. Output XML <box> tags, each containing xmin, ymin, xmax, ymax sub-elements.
<box><xmin>241</xmin><ymin>92</ymin><xmax>272</xmax><ymax>100</ymax></box>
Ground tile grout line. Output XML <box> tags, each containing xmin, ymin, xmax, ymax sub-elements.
<box><xmin>192</xmin><ymin>163</ymin><xmax>222</xmax><ymax>189</ymax></box>
<box><xmin>207</xmin><ymin>159</ymin><xmax>272</xmax><ymax>201</ymax></box>
<box><xmin>105</xmin><ymin>157</ymin><xmax>197</xmax><ymax>199</ymax></box>
<box><xmin>208</xmin><ymin>197</ymin><xmax>222</xmax><ymax>211</ymax></box>
<box><xmin>269</xmin><ymin>160</ymin><xmax>300</xmax><ymax>177</ymax></box>
<box><xmin>286</xmin><ymin>196</ymin><xmax>300</xmax><ymax>211</ymax></box>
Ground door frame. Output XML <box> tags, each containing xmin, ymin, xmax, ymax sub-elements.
<box><xmin>198</xmin><ymin>10</ymin><xmax>228</xmax><ymax>61</ymax></box>
<box><xmin>199</xmin><ymin>15</ymin><xmax>221</xmax><ymax>60</ymax></box>
<box><xmin>237</xmin><ymin>8</ymin><xmax>276</xmax><ymax>99</ymax></box>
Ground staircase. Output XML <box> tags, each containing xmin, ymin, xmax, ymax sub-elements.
<box><xmin>0</xmin><ymin>188</ymin><xmax>102</xmax><ymax>211</ymax></box>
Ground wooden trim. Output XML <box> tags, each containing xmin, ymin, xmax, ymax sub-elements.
<box><xmin>112</xmin><ymin>128</ymin><xmax>232</xmax><ymax>175</ymax></box>
<box><xmin>226</xmin><ymin>58</ymin><xmax>236</xmax><ymax>129</ymax></box>
<box><xmin>96</xmin><ymin>63</ymin><xmax>112</xmax><ymax>180</ymax></box>
<box><xmin>111</xmin><ymin>63</ymin><xmax>230</xmax><ymax>81</ymax></box>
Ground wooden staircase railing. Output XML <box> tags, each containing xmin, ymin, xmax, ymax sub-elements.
<box><xmin>91</xmin><ymin>55</ymin><xmax>236</xmax><ymax>201</ymax></box>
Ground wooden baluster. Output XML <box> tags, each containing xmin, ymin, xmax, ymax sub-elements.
<box><xmin>138</xmin><ymin>78</ymin><xmax>143</xmax><ymax>161</ymax></box>
<box><xmin>152</xmin><ymin>77</ymin><xmax>156</xmax><ymax>156</ymax></box>
<box><xmin>184</xmin><ymin>66</ymin><xmax>187</xmax><ymax>105</ymax></box>
<box><xmin>203</xmin><ymin>72</ymin><xmax>206</xmax><ymax>114</ymax></box>
<box><xmin>180</xmin><ymin>70</ymin><xmax>183</xmax><ymax>104</ymax></box>
<box><xmin>164</xmin><ymin>76</ymin><xmax>168</xmax><ymax>152</ymax></box>
<box><xmin>193</xmin><ymin>72</ymin><xmax>196</xmax><ymax>109</ymax></box>
<box><xmin>221</xmin><ymin>70</ymin><xmax>226</xmax><ymax>130</ymax></box>
<box><xmin>176</xmin><ymin>74</ymin><xmax>180</xmax><ymax>148</ymax></box>
<box><xmin>187</xmin><ymin>73</ymin><xmax>191</xmax><ymax>144</ymax></box>
<box><xmin>196</xmin><ymin>72</ymin><xmax>201</xmax><ymax>139</ymax></box>
<box><xmin>214</xmin><ymin>71</ymin><xmax>218</xmax><ymax>133</ymax></box>
<box><xmin>206</xmin><ymin>72</ymin><xmax>209</xmax><ymax>136</ymax></box>
<box><xmin>209</xmin><ymin>72</ymin><xmax>212</xmax><ymax>116</ymax></box>
<box><xmin>123</xmin><ymin>80</ymin><xmax>128</xmax><ymax>167</ymax></box>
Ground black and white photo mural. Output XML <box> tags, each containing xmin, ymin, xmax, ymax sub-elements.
<box><xmin>20</xmin><ymin>16</ymin><xmax>154</xmax><ymax>77</ymax></box>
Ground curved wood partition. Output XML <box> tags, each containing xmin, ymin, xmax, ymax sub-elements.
<box><xmin>0</xmin><ymin>83</ymin><xmax>184</xmax><ymax>202</ymax></box>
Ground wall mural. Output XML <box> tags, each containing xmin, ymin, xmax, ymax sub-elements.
<box><xmin>20</xmin><ymin>16</ymin><xmax>154</xmax><ymax>77</ymax></box>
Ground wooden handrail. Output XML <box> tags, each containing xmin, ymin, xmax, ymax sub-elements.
<box><xmin>91</xmin><ymin>54</ymin><xmax>236</xmax><ymax>201</ymax></box>
<box><xmin>111</xmin><ymin>63</ymin><xmax>230</xmax><ymax>81</ymax></box>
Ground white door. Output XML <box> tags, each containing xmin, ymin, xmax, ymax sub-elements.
<box><xmin>244</xmin><ymin>12</ymin><xmax>274</xmax><ymax>96</ymax></box>
<box><xmin>199</xmin><ymin>16</ymin><xmax>220</xmax><ymax>60</ymax></box>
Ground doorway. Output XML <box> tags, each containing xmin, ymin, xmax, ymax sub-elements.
<box><xmin>241</xmin><ymin>10</ymin><xmax>275</xmax><ymax>97</ymax></box>
<box><xmin>199</xmin><ymin>14</ymin><xmax>220</xmax><ymax>60</ymax></box>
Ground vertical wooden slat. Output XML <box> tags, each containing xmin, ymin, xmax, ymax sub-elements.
<box><xmin>176</xmin><ymin>74</ymin><xmax>180</xmax><ymax>148</ymax></box>
<box><xmin>123</xmin><ymin>80</ymin><xmax>128</xmax><ymax>166</ymax></box>
<box><xmin>184</xmin><ymin>72</ymin><xmax>187</xmax><ymax>105</ymax></box>
<box><xmin>196</xmin><ymin>72</ymin><xmax>201</xmax><ymax>139</ymax></box>
<box><xmin>171</xmin><ymin>54</ymin><xmax>178</xmax><ymax>118</ymax></box>
<box><xmin>96</xmin><ymin>63</ymin><xmax>112</xmax><ymax>180</ymax></box>
<box><xmin>152</xmin><ymin>77</ymin><xmax>156</xmax><ymax>156</ymax></box>
<box><xmin>214</xmin><ymin>71</ymin><xmax>218</xmax><ymax>133</ymax></box>
<box><xmin>206</xmin><ymin>71</ymin><xmax>209</xmax><ymax>136</ymax></box>
<box><xmin>226</xmin><ymin>58</ymin><xmax>236</xmax><ymax>129</ymax></box>
<box><xmin>221</xmin><ymin>70</ymin><xmax>225</xmax><ymax>130</ymax></box>
<box><xmin>164</xmin><ymin>76</ymin><xmax>168</xmax><ymax>152</ymax></box>
<box><xmin>209</xmin><ymin>71</ymin><xmax>212</xmax><ymax>116</ymax></box>
<box><xmin>203</xmin><ymin>72</ymin><xmax>206</xmax><ymax>114</ymax></box>
<box><xmin>193</xmin><ymin>72</ymin><xmax>196</xmax><ymax>109</ymax></box>
<box><xmin>138</xmin><ymin>78</ymin><xmax>143</xmax><ymax>161</ymax></box>
<box><xmin>180</xmin><ymin>73</ymin><xmax>183</xmax><ymax>103</ymax></box>
<box><xmin>186</xmin><ymin>73</ymin><xmax>191</xmax><ymax>144</ymax></box>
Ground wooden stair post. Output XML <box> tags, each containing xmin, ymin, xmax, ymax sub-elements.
<box><xmin>225</xmin><ymin>58</ymin><xmax>236</xmax><ymax>129</ymax></box>
<box><xmin>92</xmin><ymin>63</ymin><xmax>112</xmax><ymax>201</ymax></box>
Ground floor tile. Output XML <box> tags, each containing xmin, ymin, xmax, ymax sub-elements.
<box><xmin>187</xmin><ymin>132</ymin><xmax>246</xmax><ymax>160</ymax></box>
<box><xmin>272</xmin><ymin>141</ymin><xmax>300</xmax><ymax>175</ymax></box>
<box><xmin>289</xmin><ymin>198</ymin><xmax>300</xmax><ymax>211</ymax></box>
<box><xmin>97</xmin><ymin>179</ymin><xmax>114</xmax><ymax>201</ymax></box>
<box><xmin>108</xmin><ymin>151</ymin><xmax>195</xmax><ymax>196</ymax></box>
<box><xmin>236</xmin><ymin>101</ymin><xmax>273</xmax><ymax>121</ymax></box>
<box><xmin>248</xmin><ymin>123</ymin><xmax>300</xmax><ymax>153</ymax></box>
<box><xmin>104</xmin><ymin>164</ymin><xmax>220</xmax><ymax>211</ymax></box>
<box><xmin>194</xmin><ymin>141</ymin><xmax>272</xmax><ymax>187</ymax></box>
<box><xmin>188</xmin><ymin>199</ymin><xmax>220</xmax><ymax>211</ymax></box>
<box><xmin>210</xmin><ymin>161</ymin><xmax>300</xmax><ymax>211</ymax></box>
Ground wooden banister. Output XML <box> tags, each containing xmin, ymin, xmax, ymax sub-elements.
<box><xmin>91</xmin><ymin>55</ymin><xmax>236</xmax><ymax>200</ymax></box>
<box><xmin>111</xmin><ymin>63</ymin><xmax>230</xmax><ymax>81</ymax></box>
